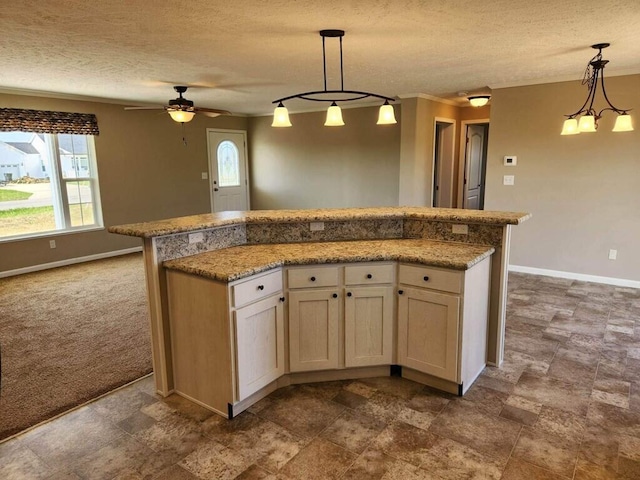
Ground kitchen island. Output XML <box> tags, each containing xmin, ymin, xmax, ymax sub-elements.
<box><xmin>109</xmin><ymin>207</ymin><xmax>531</xmax><ymax>398</ymax></box>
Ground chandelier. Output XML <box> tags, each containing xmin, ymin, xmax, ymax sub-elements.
<box><xmin>272</xmin><ymin>29</ymin><xmax>397</xmax><ymax>127</ymax></box>
<box><xmin>561</xmin><ymin>43</ymin><xmax>633</xmax><ymax>135</ymax></box>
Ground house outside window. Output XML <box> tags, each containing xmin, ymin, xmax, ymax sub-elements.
<box><xmin>0</xmin><ymin>131</ymin><xmax>103</xmax><ymax>240</ymax></box>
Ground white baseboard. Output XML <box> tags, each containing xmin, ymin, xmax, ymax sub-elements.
<box><xmin>0</xmin><ymin>247</ymin><xmax>143</xmax><ymax>278</ymax></box>
<box><xmin>509</xmin><ymin>264</ymin><xmax>640</xmax><ymax>289</ymax></box>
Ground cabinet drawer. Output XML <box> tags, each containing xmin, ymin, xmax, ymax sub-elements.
<box><xmin>232</xmin><ymin>270</ymin><xmax>283</xmax><ymax>308</ymax></box>
<box><xmin>288</xmin><ymin>266</ymin><xmax>339</xmax><ymax>289</ymax></box>
<box><xmin>345</xmin><ymin>263</ymin><xmax>395</xmax><ymax>285</ymax></box>
<box><xmin>398</xmin><ymin>264</ymin><xmax>462</xmax><ymax>294</ymax></box>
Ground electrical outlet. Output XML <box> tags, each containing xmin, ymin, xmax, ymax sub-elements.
<box><xmin>310</xmin><ymin>222</ymin><xmax>325</xmax><ymax>231</ymax></box>
<box><xmin>188</xmin><ymin>232</ymin><xmax>204</xmax><ymax>244</ymax></box>
<box><xmin>609</xmin><ymin>249</ymin><xmax>617</xmax><ymax>260</ymax></box>
<box><xmin>49</xmin><ymin>240</ymin><xmax>56</xmax><ymax>249</ymax></box>
<box><xmin>451</xmin><ymin>224</ymin><xmax>469</xmax><ymax>235</ymax></box>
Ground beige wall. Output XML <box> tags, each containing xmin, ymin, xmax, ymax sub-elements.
<box><xmin>0</xmin><ymin>93</ymin><xmax>248</xmax><ymax>272</ymax></box>
<box><xmin>399</xmin><ymin>97</ymin><xmax>459</xmax><ymax>206</ymax></box>
<box><xmin>485</xmin><ymin>75</ymin><xmax>640</xmax><ymax>282</ymax></box>
<box><xmin>248</xmin><ymin>106</ymin><xmax>401</xmax><ymax>209</ymax></box>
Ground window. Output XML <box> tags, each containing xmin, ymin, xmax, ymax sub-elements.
<box><xmin>0</xmin><ymin>131</ymin><xmax>102</xmax><ymax>239</ymax></box>
<box><xmin>217</xmin><ymin>140</ymin><xmax>240</xmax><ymax>187</ymax></box>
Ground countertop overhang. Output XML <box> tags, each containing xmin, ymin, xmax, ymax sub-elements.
<box><xmin>163</xmin><ymin>239</ymin><xmax>495</xmax><ymax>282</ymax></box>
<box><xmin>109</xmin><ymin>207</ymin><xmax>532</xmax><ymax>239</ymax></box>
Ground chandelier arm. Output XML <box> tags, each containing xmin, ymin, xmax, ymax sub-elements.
<box><xmin>322</xmin><ymin>35</ymin><xmax>328</xmax><ymax>92</ymax></box>
<box><xmin>339</xmin><ymin>35</ymin><xmax>344</xmax><ymax>91</ymax></box>
<box><xmin>565</xmin><ymin>70</ymin><xmax>599</xmax><ymax>118</ymax></box>
<box><xmin>273</xmin><ymin>90</ymin><xmax>395</xmax><ymax>104</ymax></box>
<box><xmin>598</xmin><ymin>69</ymin><xmax>628</xmax><ymax>114</ymax></box>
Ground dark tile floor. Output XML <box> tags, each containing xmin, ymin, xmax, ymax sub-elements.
<box><xmin>1</xmin><ymin>273</ymin><xmax>639</xmax><ymax>479</ymax></box>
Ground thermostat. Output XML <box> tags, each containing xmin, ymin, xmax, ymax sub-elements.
<box><xmin>504</xmin><ymin>155</ymin><xmax>517</xmax><ymax>166</ymax></box>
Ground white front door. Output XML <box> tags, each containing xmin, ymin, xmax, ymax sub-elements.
<box><xmin>207</xmin><ymin>129</ymin><xmax>250</xmax><ymax>212</ymax></box>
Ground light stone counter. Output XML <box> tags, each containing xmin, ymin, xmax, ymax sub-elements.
<box><xmin>108</xmin><ymin>206</ymin><xmax>530</xmax><ymax>396</ymax></box>
<box><xmin>164</xmin><ymin>239</ymin><xmax>495</xmax><ymax>282</ymax></box>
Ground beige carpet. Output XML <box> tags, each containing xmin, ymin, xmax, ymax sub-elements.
<box><xmin>0</xmin><ymin>253</ymin><xmax>152</xmax><ymax>441</ymax></box>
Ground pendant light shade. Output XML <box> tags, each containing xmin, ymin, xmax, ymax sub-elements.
<box><xmin>272</xmin><ymin>102</ymin><xmax>292</xmax><ymax>127</ymax></box>
<box><xmin>578</xmin><ymin>115</ymin><xmax>597</xmax><ymax>133</ymax></box>
<box><xmin>377</xmin><ymin>101</ymin><xmax>397</xmax><ymax>125</ymax></box>
<box><xmin>272</xmin><ymin>29</ymin><xmax>395</xmax><ymax>128</ymax></box>
<box><xmin>612</xmin><ymin>114</ymin><xmax>633</xmax><ymax>132</ymax></box>
<box><xmin>168</xmin><ymin>110</ymin><xmax>195</xmax><ymax>123</ymax></box>
<box><xmin>562</xmin><ymin>43</ymin><xmax>633</xmax><ymax>135</ymax></box>
<box><xmin>561</xmin><ymin>118</ymin><xmax>580</xmax><ymax>135</ymax></box>
<box><xmin>325</xmin><ymin>102</ymin><xmax>345</xmax><ymax>126</ymax></box>
<box><xmin>469</xmin><ymin>95</ymin><xmax>490</xmax><ymax>107</ymax></box>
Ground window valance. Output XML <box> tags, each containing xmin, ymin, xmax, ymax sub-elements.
<box><xmin>0</xmin><ymin>108</ymin><xmax>99</xmax><ymax>135</ymax></box>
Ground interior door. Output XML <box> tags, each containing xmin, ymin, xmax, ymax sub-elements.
<box><xmin>463</xmin><ymin>125</ymin><xmax>488</xmax><ymax>210</ymax></box>
<box><xmin>207</xmin><ymin>130</ymin><xmax>249</xmax><ymax>212</ymax></box>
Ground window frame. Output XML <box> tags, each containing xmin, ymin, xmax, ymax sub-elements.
<box><xmin>0</xmin><ymin>132</ymin><xmax>103</xmax><ymax>242</ymax></box>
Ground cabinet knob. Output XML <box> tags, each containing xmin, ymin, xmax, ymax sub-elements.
<box><xmin>347</xmin><ymin>292</ymin><xmax>352</xmax><ymax>297</ymax></box>
<box><xmin>332</xmin><ymin>293</ymin><xmax>338</xmax><ymax>298</ymax></box>
<box><xmin>310</xmin><ymin>276</ymin><xmax>316</xmax><ymax>282</ymax></box>
<box><xmin>279</xmin><ymin>297</ymin><xmax>285</xmax><ymax>302</ymax></box>
<box><xmin>398</xmin><ymin>289</ymin><xmax>404</xmax><ymax>295</ymax></box>
<box><xmin>366</xmin><ymin>274</ymin><xmax>373</xmax><ymax>279</ymax></box>
<box><xmin>423</xmin><ymin>276</ymin><xmax>430</xmax><ymax>282</ymax></box>
<box><xmin>257</xmin><ymin>285</ymin><xmax>264</xmax><ymax>290</ymax></box>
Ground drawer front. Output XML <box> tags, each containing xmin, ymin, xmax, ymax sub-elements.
<box><xmin>345</xmin><ymin>263</ymin><xmax>395</xmax><ymax>285</ymax></box>
<box><xmin>232</xmin><ymin>270</ymin><xmax>283</xmax><ymax>308</ymax></box>
<box><xmin>287</xmin><ymin>266</ymin><xmax>339</xmax><ymax>289</ymax></box>
<box><xmin>398</xmin><ymin>264</ymin><xmax>462</xmax><ymax>294</ymax></box>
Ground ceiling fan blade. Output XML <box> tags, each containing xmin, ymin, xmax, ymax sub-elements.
<box><xmin>124</xmin><ymin>106</ymin><xmax>167</xmax><ymax>111</ymax></box>
<box><xmin>195</xmin><ymin>107</ymin><xmax>231</xmax><ymax>116</ymax></box>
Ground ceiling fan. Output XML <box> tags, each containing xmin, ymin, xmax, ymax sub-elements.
<box><xmin>124</xmin><ymin>86</ymin><xmax>231</xmax><ymax>123</ymax></box>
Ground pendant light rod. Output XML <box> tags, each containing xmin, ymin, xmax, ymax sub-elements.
<box><xmin>272</xmin><ymin>29</ymin><xmax>395</xmax><ymax>105</ymax></box>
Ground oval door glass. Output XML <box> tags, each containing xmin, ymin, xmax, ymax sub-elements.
<box><xmin>217</xmin><ymin>140</ymin><xmax>240</xmax><ymax>187</ymax></box>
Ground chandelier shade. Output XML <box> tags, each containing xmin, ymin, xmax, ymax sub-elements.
<box><xmin>272</xmin><ymin>29</ymin><xmax>396</xmax><ymax>127</ymax></box>
<box><xmin>561</xmin><ymin>43</ymin><xmax>633</xmax><ymax>135</ymax></box>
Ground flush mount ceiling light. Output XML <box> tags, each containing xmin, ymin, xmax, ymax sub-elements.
<box><xmin>468</xmin><ymin>95</ymin><xmax>490</xmax><ymax>107</ymax></box>
<box><xmin>271</xmin><ymin>29</ymin><xmax>397</xmax><ymax>127</ymax></box>
<box><xmin>561</xmin><ymin>43</ymin><xmax>633</xmax><ymax>135</ymax></box>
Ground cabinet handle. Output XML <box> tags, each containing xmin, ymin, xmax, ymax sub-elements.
<box><xmin>310</xmin><ymin>276</ymin><xmax>316</xmax><ymax>282</ymax></box>
<box><xmin>279</xmin><ymin>297</ymin><xmax>285</xmax><ymax>302</ymax></box>
<box><xmin>398</xmin><ymin>289</ymin><xmax>404</xmax><ymax>295</ymax></box>
<box><xmin>366</xmin><ymin>274</ymin><xmax>373</xmax><ymax>279</ymax></box>
<box><xmin>332</xmin><ymin>293</ymin><xmax>338</xmax><ymax>298</ymax></box>
<box><xmin>257</xmin><ymin>285</ymin><xmax>265</xmax><ymax>290</ymax></box>
<box><xmin>347</xmin><ymin>292</ymin><xmax>352</xmax><ymax>297</ymax></box>
<box><xmin>423</xmin><ymin>276</ymin><xmax>430</xmax><ymax>282</ymax></box>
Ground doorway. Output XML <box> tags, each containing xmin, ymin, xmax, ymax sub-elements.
<box><xmin>432</xmin><ymin>118</ymin><xmax>456</xmax><ymax>207</ymax></box>
<box><xmin>458</xmin><ymin>121</ymin><xmax>489</xmax><ymax>210</ymax></box>
<box><xmin>207</xmin><ymin>129</ymin><xmax>250</xmax><ymax>212</ymax></box>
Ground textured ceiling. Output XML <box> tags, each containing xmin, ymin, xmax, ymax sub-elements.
<box><xmin>1</xmin><ymin>0</ymin><xmax>639</xmax><ymax>115</ymax></box>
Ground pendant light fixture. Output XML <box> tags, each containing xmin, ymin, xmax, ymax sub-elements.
<box><xmin>561</xmin><ymin>43</ymin><xmax>633</xmax><ymax>135</ymax></box>
<box><xmin>272</xmin><ymin>29</ymin><xmax>396</xmax><ymax>127</ymax></box>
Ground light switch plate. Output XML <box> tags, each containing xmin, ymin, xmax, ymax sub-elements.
<box><xmin>188</xmin><ymin>232</ymin><xmax>204</xmax><ymax>244</ymax></box>
<box><xmin>503</xmin><ymin>175</ymin><xmax>515</xmax><ymax>186</ymax></box>
<box><xmin>504</xmin><ymin>155</ymin><xmax>517</xmax><ymax>166</ymax></box>
<box><xmin>451</xmin><ymin>224</ymin><xmax>469</xmax><ymax>235</ymax></box>
<box><xmin>310</xmin><ymin>222</ymin><xmax>325</xmax><ymax>231</ymax></box>
<box><xmin>201</xmin><ymin>172</ymin><xmax>208</xmax><ymax>180</ymax></box>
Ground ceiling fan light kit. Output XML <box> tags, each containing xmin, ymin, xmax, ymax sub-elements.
<box><xmin>272</xmin><ymin>29</ymin><xmax>397</xmax><ymax>128</ymax></box>
<box><xmin>561</xmin><ymin>43</ymin><xmax>633</xmax><ymax>135</ymax></box>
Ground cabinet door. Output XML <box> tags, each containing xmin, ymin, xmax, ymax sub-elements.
<box><xmin>235</xmin><ymin>295</ymin><xmax>285</xmax><ymax>400</ymax></box>
<box><xmin>289</xmin><ymin>289</ymin><xmax>340</xmax><ymax>372</ymax></box>
<box><xmin>397</xmin><ymin>287</ymin><xmax>460</xmax><ymax>382</ymax></box>
<box><xmin>344</xmin><ymin>286</ymin><xmax>394</xmax><ymax>367</ymax></box>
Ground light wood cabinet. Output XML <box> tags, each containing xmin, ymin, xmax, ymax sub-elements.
<box><xmin>397</xmin><ymin>258</ymin><xmax>491</xmax><ymax>393</ymax></box>
<box><xmin>287</xmin><ymin>263</ymin><xmax>395</xmax><ymax>372</ymax></box>
<box><xmin>166</xmin><ymin>268</ymin><xmax>284</xmax><ymax>417</ymax></box>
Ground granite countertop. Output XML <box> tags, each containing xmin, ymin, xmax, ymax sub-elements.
<box><xmin>109</xmin><ymin>207</ymin><xmax>532</xmax><ymax>238</ymax></box>
<box><xmin>163</xmin><ymin>239</ymin><xmax>496</xmax><ymax>282</ymax></box>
